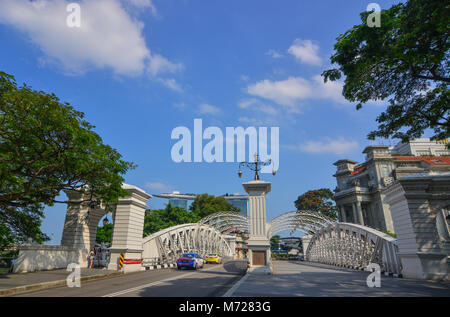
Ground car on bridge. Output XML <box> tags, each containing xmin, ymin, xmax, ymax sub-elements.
<box><xmin>205</xmin><ymin>253</ymin><xmax>222</xmax><ymax>264</ymax></box>
<box><xmin>176</xmin><ymin>253</ymin><xmax>205</xmax><ymax>270</ymax></box>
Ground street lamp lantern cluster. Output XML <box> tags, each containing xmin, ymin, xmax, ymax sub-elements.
<box><xmin>238</xmin><ymin>154</ymin><xmax>276</xmax><ymax>180</ymax></box>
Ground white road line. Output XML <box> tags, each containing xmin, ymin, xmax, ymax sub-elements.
<box><xmin>102</xmin><ymin>265</ymin><xmax>222</xmax><ymax>297</ymax></box>
<box><xmin>222</xmin><ymin>273</ymin><xmax>250</xmax><ymax>297</ymax></box>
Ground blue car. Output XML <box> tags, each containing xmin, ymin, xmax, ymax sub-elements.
<box><xmin>176</xmin><ymin>253</ymin><xmax>205</xmax><ymax>270</ymax></box>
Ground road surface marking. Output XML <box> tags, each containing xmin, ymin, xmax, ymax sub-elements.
<box><xmin>102</xmin><ymin>265</ymin><xmax>222</xmax><ymax>297</ymax></box>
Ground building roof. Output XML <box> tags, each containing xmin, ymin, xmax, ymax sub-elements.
<box><xmin>350</xmin><ymin>165</ymin><xmax>366</xmax><ymax>176</ymax></box>
<box><xmin>392</xmin><ymin>156</ymin><xmax>450</xmax><ymax>166</ymax></box>
<box><xmin>362</xmin><ymin>145</ymin><xmax>390</xmax><ymax>154</ymax></box>
<box><xmin>333</xmin><ymin>159</ymin><xmax>358</xmax><ymax>166</ymax></box>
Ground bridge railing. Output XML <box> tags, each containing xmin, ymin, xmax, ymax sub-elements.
<box><xmin>305</xmin><ymin>222</ymin><xmax>402</xmax><ymax>276</ymax></box>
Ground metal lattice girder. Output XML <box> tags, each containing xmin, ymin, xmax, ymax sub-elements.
<box><xmin>198</xmin><ymin>211</ymin><xmax>250</xmax><ymax>234</ymax></box>
<box><xmin>142</xmin><ymin>223</ymin><xmax>233</xmax><ymax>266</ymax></box>
<box><xmin>267</xmin><ymin>210</ymin><xmax>333</xmax><ymax>237</ymax></box>
<box><xmin>305</xmin><ymin>222</ymin><xmax>402</xmax><ymax>275</ymax></box>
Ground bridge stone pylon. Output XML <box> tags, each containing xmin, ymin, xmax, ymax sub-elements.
<box><xmin>243</xmin><ymin>180</ymin><xmax>272</xmax><ymax>272</ymax></box>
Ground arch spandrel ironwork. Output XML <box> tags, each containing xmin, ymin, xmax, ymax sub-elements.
<box><xmin>141</xmin><ymin>223</ymin><xmax>233</xmax><ymax>267</ymax></box>
<box><xmin>267</xmin><ymin>210</ymin><xmax>333</xmax><ymax>237</ymax></box>
<box><xmin>305</xmin><ymin>222</ymin><xmax>402</xmax><ymax>275</ymax></box>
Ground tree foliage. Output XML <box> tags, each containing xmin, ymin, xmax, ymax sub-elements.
<box><xmin>143</xmin><ymin>204</ymin><xmax>200</xmax><ymax>237</ymax></box>
<box><xmin>189</xmin><ymin>194</ymin><xmax>240</xmax><ymax>218</ymax></box>
<box><xmin>322</xmin><ymin>0</ymin><xmax>449</xmax><ymax>143</ymax></box>
<box><xmin>0</xmin><ymin>71</ymin><xmax>135</xmax><ymax>248</ymax></box>
<box><xmin>96</xmin><ymin>223</ymin><xmax>113</xmax><ymax>244</ymax></box>
<box><xmin>0</xmin><ymin>204</ymin><xmax>49</xmax><ymax>249</ymax></box>
<box><xmin>294</xmin><ymin>188</ymin><xmax>338</xmax><ymax>220</ymax></box>
<box><xmin>270</xmin><ymin>235</ymin><xmax>281</xmax><ymax>245</ymax></box>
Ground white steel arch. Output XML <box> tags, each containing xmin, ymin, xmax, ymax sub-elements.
<box><xmin>141</xmin><ymin>223</ymin><xmax>233</xmax><ymax>267</ymax></box>
<box><xmin>306</xmin><ymin>222</ymin><xmax>402</xmax><ymax>275</ymax></box>
<box><xmin>267</xmin><ymin>210</ymin><xmax>333</xmax><ymax>237</ymax></box>
<box><xmin>198</xmin><ymin>211</ymin><xmax>250</xmax><ymax>234</ymax></box>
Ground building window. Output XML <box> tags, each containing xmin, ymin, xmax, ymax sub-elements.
<box><xmin>382</xmin><ymin>166</ymin><xmax>389</xmax><ymax>178</ymax></box>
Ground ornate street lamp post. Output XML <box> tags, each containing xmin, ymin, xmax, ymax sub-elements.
<box><xmin>237</xmin><ymin>154</ymin><xmax>276</xmax><ymax>180</ymax></box>
<box><xmin>238</xmin><ymin>154</ymin><xmax>274</xmax><ymax>272</ymax></box>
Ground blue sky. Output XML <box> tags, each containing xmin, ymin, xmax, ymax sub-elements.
<box><xmin>0</xmin><ymin>0</ymin><xmax>404</xmax><ymax>243</ymax></box>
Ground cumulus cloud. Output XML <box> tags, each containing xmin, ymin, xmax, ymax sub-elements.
<box><xmin>287</xmin><ymin>39</ymin><xmax>322</xmax><ymax>66</ymax></box>
<box><xmin>284</xmin><ymin>137</ymin><xmax>359</xmax><ymax>155</ymax></box>
<box><xmin>265</xmin><ymin>49</ymin><xmax>283</xmax><ymax>59</ymax></box>
<box><xmin>245</xmin><ymin>74</ymin><xmax>350</xmax><ymax>111</ymax></box>
<box><xmin>238</xmin><ymin>98</ymin><xmax>278</xmax><ymax>115</ymax></box>
<box><xmin>158</xmin><ymin>78</ymin><xmax>183</xmax><ymax>92</ymax></box>
<box><xmin>247</xmin><ymin>77</ymin><xmax>312</xmax><ymax>109</ymax></box>
<box><xmin>148</xmin><ymin>54</ymin><xmax>184</xmax><ymax>77</ymax></box>
<box><xmin>198</xmin><ymin>103</ymin><xmax>221</xmax><ymax>115</ymax></box>
<box><xmin>0</xmin><ymin>0</ymin><xmax>181</xmax><ymax>81</ymax></box>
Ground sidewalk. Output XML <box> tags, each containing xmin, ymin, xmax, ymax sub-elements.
<box><xmin>0</xmin><ymin>267</ymin><xmax>122</xmax><ymax>296</ymax></box>
<box><xmin>224</xmin><ymin>261</ymin><xmax>450</xmax><ymax>297</ymax></box>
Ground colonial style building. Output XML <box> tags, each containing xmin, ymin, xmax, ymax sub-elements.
<box><xmin>333</xmin><ymin>138</ymin><xmax>450</xmax><ymax>233</ymax></box>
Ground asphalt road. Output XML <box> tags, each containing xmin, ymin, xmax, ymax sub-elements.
<box><xmin>12</xmin><ymin>260</ymin><xmax>248</xmax><ymax>297</ymax></box>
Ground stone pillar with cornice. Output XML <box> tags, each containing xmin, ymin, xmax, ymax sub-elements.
<box><xmin>107</xmin><ymin>184</ymin><xmax>152</xmax><ymax>272</ymax></box>
<box><xmin>242</xmin><ymin>180</ymin><xmax>272</xmax><ymax>273</ymax></box>
<box><xmin>383</xmin><ymin>173</ymin><xmax>450</xmax><ymax>281</ymax></box>
<box><xmin>356</xmin><ymin>201</ymin><xmax>365</xmax><ymax>226</ymax></box>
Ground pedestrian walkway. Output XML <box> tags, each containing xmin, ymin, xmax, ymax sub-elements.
<box><xmin>0</xmin><ymin>267</ymin><xmax>121</xmax><ymax>296</ymax></box>
<box><xmin>225</xmin><ymin>261</ymin><xmax>450</xmax><ymax>297</ymax></box>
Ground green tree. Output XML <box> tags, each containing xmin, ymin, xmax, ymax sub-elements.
<box><xmin>143</xmin><ymin>204</ymin><xmax>200</xmax><ymax>237</ymax></box>
<box><xmin>322</xmin><ymin>0</ymin><xmax>449</xmax><ymax>143</ymax></box>
<box><xmin>294</xmin><ymin>188</ymin><xmax>338</xmax><ymax>220</ymax></box>
<box><xmin>189</xmin><ymin>194</ymin><xmax>240</xmax><ymax>218</ymax></box>
<box><xmin>0</xmin><ymin>204</ymin><xmax>49</xmax><ymax>249</ymax></box>
<box><xmin>96</xmin><ymin>223</ymin><xmax>113</xmax><ymax>243</ymax></box>
<box><xmin>0</xmin><ymin>71</ymin><xmax>135</xmax><ymax>248</ymax></box>
<box><xmin>270</xmin><ymin>235</ymin><xmax>281</xmax><ymax>245</ymax></box>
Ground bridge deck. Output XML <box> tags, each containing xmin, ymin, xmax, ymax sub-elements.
<box><xmin>227</xmin><ymin>261</ymin><xmax>450</xmax><ymax>297</ymax></box>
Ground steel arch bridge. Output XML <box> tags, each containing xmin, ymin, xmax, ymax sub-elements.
<box><xmin>141</xmin><ymin>223</ymin><xmax>233</xmax><ymax>268</ymax></box>
<box><xmin>305</xmin><ymin>222</ymin><xmax>402</xmax><ymax>275</ymax></box>
<box><xmin>139</xmin><ymin>210</ymin><xmax>402</xmax><ymax>275</ymax></box>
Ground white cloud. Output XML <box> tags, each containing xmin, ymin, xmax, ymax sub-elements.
<box><xmin>288</xmin><ymin>39</ymin><xmax>322</xmax><ymax>66</ymax></box>
<box><xmin>146</xmin><ymin>181</ymin><xmax>172</xmax><ymax>191</ymax></box>
<box><xmin>285</xmin><ymin>137</ymin><xmax>359</xmax><ymax>155</ymax></box>
<box><xmin>158</xmin><ymin>78</ymin><xmax>183</xmax><ymax>92</ymax></box>
<box><xmin>0</xmin><ymin>0</ymin><xmax>181</xmax><ymax>80</ymax></box>
<box><xmin>311</xmin><ymin>75</ymin><xmax>348</xmax><ymax>104</ymax></box>
<box><xmin>0</xmin><ymin>0</ymin><xmax>151</xmax><ymax>75</ymax></box>
<box><xmin>247</xmin><ymin>77</ymin><xmax>312</xmax><ymax>109</ymax></box>
<box><xmin>245</xmin><ymin>74</ymin><xmax>352</xmax><ymax>111</ymax></box>
<box><xmin>265</xmin><ymin>49</ymin><xmax>283</xmax><ymax>59</ymax></box>
<box><xmin>238</xmin><ymin>99</ymin><xmax>278</xmax><ymax>115</ymax></box>
<box><xmin>148</xmin><ymin>54</ymin><xmax>184</xmax><ymax>77</ymax></box>
<box><xmin>198</xmin><ymin>103</ymin><xmax>221</xmax><ymax>115</ymax></box>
